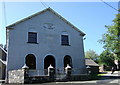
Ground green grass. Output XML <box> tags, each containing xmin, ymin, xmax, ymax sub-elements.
<box><xmin>89</xmin><ymin>73</ymin><xmax>107</xmax><ymax>80</ymax></box>
<box><xmin>97</xmin><ymin>73</ymin><xmax>106</xmax><ymax>76</ymax></box>
<box><xmin>89</xmin><ymin>74</ymin><xmax>99</xmax><ymax>80</ymax></box>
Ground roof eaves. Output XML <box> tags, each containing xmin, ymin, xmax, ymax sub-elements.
<box><xmin>87</xmin><ymin>65</ymin><xmax>99</xmax><ymax>67</ymax></box>
<box><xmin>48</xmin><ymin>8</ymin><xmax>85</xmax><ymax>36</ymax></box>
<box><xmin>6</xmin><ymin>7</ymin><xmax>86</xmax><ymax>36</ymax></box>
<box><xmin>6</xmin><ymin>7</ymin><xmax>51</xmax><ymax>29</ymax></box>
<box><xmin>0</xmin><ymin>46</ymin><xmax>7</xmax><ymax>54</ymax></box>
<box><xmin>85</xmin><ymin>58</ymin><xmax>99</xmax><ymax>66</ymax></box>
<box><xmin>0</xmin><ymin>59</ymin><xmax>6</xmax><ymax>65</ymax></box>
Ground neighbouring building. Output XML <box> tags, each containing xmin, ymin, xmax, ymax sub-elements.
<box><xmin>85</xmin><ymin>58</ymin><xmax>99</xmax><ymax>74</ymax></box>
<box><xmin>6</xmin><ymin>8</ymin><xmax>87</xmax><ymax>82</ymax></box>
<box><xmin>0</xmin><ymin>46</ymin><xmax>7</xmax><ymax>80</ymax></box>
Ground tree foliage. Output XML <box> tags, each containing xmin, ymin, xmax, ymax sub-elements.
<box><xmin>99</xmin><ymin>50</ymin><xmax>115</xmax><ymax>66</ymax></box>
<box><xmin>99</xmin><ymin>14</ymin><xmax>120</xmax><ymax>60</ymax></box>
<box><xmin>0</xmin><ymin>44</ymin><xmax>3</xmax><ymax>47</ymax></box>
<box><xmin>85</xmin><ymin>49</ymin><xmax>99</xmax><ymax>63</ymax></box>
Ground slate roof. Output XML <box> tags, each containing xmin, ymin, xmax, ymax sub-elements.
<box><xmin>6</xmin><ymin>7</ymin><xmax>85</xmax><ymax>36</ymax></box>
<box><xmin>0</xmin><ymin>46</ymin><xmax>7</xmax><ymax>54</ymax></box>
<box><xmin>85</xmin><ymin>58</ymin><xmax>99</xmax><ymax>67</ymax></box>
<box><xmin>0</xmin><ymin>59</ymin><xmax>6</xmax><ymax>65</ymax></box>
<box><xmin>0</xmin><ymin>46</ymin><xmax>7</xmax><ymax>65</ymax></box>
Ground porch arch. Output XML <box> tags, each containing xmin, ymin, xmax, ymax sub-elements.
<box><xmin>64</xmin><ymin>55</ymin><xmax>72</xmax><ymax>68</ymax></box>
<box><xmin>44</xmin><ymin>55</ymin><xmax>55</xmax><ymax>69</ymax></box>
<box><xmin>25</xmin><ymin>54</ymin><xmax>36</xmax><ymax>69</ymax></box>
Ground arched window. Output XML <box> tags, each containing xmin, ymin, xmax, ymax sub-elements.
<box><xmin>26</xmin><ymin>54</ymin><xmax>36</xmax><ymax>69</ymax></box>
<box><xmin>44</xmin><ymin>55</ymin><xmax>55</xmax><ymax>75</ymax></box>
<box><xmin>64</xmin><ymin>55</ymin><xmax>72</xmax><ymax>68</ymax></box>
<box><xmin>44</xmin><ymin>55</ymin><xmax>55</xmax><ymax>69</ymax></box>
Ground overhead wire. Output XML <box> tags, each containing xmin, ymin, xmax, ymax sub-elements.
<box><xmin>100</xmin><ymin>0</ymin><xmax>119</xmax><ymax>12</ymax></box>
<box><xmin>2</xmin><ymin>0</ymin><xmax>7</xmax><ymax>26</ymax></box>
<box><xmin>43</xmin><ymin>2</ymin><xmax>49</xmax><ymax>8</ymax></box>
<box><xmin>39</xmin><ymin>0</ymin><xmax>68</xmax><ymax>33</ymax></box>
<box><xmin>41</xmin><ymin>2</ymin><xmax>48</xmax><ymax>8</ymax></box>
<box><xmin>40</xmin><ymin>0</ymin><xmax>49</xmax><ymax>9</ymax></box>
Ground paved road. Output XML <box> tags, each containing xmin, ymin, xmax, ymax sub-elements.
<box><xmin>104</xmin><ymin>71</ymin><xmax>119</xmax><ymax>76</ymax></box>
<box><xmin>0</xmin><ymin>80</ymin><xmax>119</xmax><ymax>85</ymax></box>
<box><xmin>1</xmin><ymin>79</ymin><xmax>120</xmax><ymax>85</ymax></box>
<box><xmin>96</xmin><ymin>71</ymin><xmax>120</xmax><ymax>84</ymax></box>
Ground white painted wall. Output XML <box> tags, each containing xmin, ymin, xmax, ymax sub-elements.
<box><xmin>7</xmin><ymin>10</ymin><xmax>86</xmax><ymax>74</ymax></box>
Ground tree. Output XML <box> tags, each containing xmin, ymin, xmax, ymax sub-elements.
<box><xmin>99</xmin><ymin>14</ymin><xmax>120</xmax><ymax>60</ymax></box>
<box><xmin>85</xmin><ymin>49</ymin><xmax>99</xmax><ymax>63</ymax></box>
<box><xmin>99</xmin><ymin>50</ymin><xmax>115</xmax><ymax>67</ymax></box>
<box><xmin>0</xmin><ymin>44</ymin><xmax>3</xmax><ymax>47</ymax></box>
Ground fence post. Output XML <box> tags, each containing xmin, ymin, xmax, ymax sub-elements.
<box><xmin>22</xmin><ymin>64</ymin><xmax>29</xmax><ymax>77</ymax></box>
<box><xmin>48</xmin><ymin>64</ymin><xmax>54</xmax><ymax>81</ymax></box>
<box><xmin>86</xmin><ymin>65</ymin><xmax>91</xmax><ymax>74</ymax></box>
<box><xmin>65</xmin><ymin>64</ymin><xmax>71</xmax><ymax>81</ymax></box>
<box><xmin>22</xmin><ymin>64</ymin><xmax>29</xmax><ymax>83</ymax></box>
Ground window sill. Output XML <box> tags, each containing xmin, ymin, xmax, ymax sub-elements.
<box><xmin>27</xmin><ymin>42</ymin><xmax>39</xmax><ymax>44</ymax></box>
<box><xmin>61</xmin><ymin>44</ymin><xmax>71</xmax><ymax>46</ymax></box>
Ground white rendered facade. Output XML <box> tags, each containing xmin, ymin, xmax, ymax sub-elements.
<box><xmin>6</xmin><ymin>8</ymin><xmax>86</xmax><ymax>75</ymax></box>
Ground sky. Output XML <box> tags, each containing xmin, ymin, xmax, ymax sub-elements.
<box><xmin>0</xmin><ymin>1</ymin><xmax>119</xmax><ymax>55</ymax></box>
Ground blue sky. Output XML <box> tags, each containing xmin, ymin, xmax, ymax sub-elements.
<box><xmin>0</xmin><ymin>2</ymin><xmax>118</xmax><ymax>54</ymax></box>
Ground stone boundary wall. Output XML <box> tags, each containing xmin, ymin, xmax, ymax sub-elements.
<box><xmin>7</xmin><ymin>69</ymin><xmax>89</xmax><ymax>84</ymax></box>
<box><xmin>8</xmin><ymin>69</ymin><xmax>25</xmax><ymax>83</ymax></box>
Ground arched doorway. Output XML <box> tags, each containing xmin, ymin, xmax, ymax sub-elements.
<box><xmin>26</xmin><ymin>54</ymin><xmax>36</xmax><ymax>69</ymax></box>
<box><xmin>64</xmin><ymin>55</ymin><xmax>72</xmax><ymax>68</ymax></box>
<box><xmin>44</xmin><ymin>55</ymin><xmax>55</xmax><ymax>74</ymax></box>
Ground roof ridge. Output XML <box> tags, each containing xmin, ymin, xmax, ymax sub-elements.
<box><xmin>6</xmin><ymin>7</ymin><xmax>85</xmax><ymax>36</ymax></box>
<box><xmin>48</xmin><ymin>8</ymin><xmax>85</xmax><ymax>36</ymax></box>
<box><xmin>6</xmin><ymin>7</ymin><xmax>50</xmax><ymax>28</ymax></box>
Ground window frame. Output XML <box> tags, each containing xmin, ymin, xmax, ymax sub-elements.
<box><xmin>28</xmin><ymin>32</ymin><xmax>38</xmax><ymax>44</ymax></box>
<box><xmin>61</xmin><ymin>34</ymin><xmax>70</xmax><ymax>46</ymax></box>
